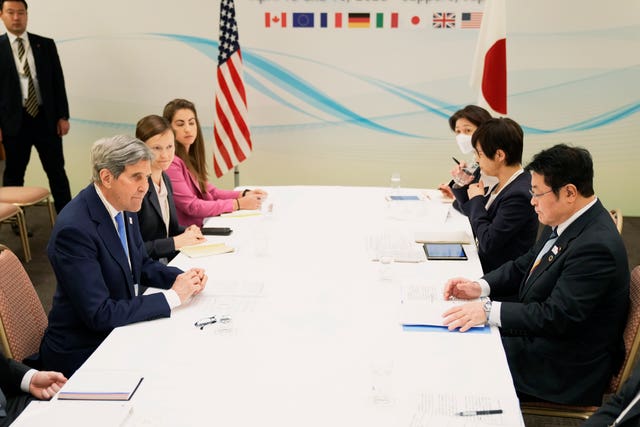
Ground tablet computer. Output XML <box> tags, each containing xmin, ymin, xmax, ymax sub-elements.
<box><xmin>423</xmin><ymin>243</ymin><xmax>468</xmax><ymax>260</ymax></box>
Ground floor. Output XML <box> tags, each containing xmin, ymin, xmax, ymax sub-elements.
<box><xmin>1</xmin><ymin>161</ymin><xmax>639</xmax><ymax>426</ymax></box>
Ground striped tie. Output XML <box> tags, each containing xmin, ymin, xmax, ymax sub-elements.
<box><xmin>16</xmin><ymin>37</ymin><xmax>39</xmax><ymax>117</ymax></box>
<box><xmin>528</xmin><ymin>227</ymin><xmax>559</xmax><ymax>278</ymax></box>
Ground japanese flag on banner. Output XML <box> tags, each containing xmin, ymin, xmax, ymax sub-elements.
<box><xmin>470</xmin><ymin>0</ymin><xmax>507</xmax><ymax>116</ymax></box>
<box><xmin>214</xmin><ymin>0</ymin><xmax>252</xmax><ymax>178</ymax></box>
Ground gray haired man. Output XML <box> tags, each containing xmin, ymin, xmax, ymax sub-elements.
<box><xmin>39</xmin><ymin>135</ymin><xmax>208</xmax><ymax>377</ymax></box>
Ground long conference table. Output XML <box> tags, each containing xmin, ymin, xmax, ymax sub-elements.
<box><xmin>15</xmin><ymin>186</ymin><xmax>524</xmax><ymax>427</ymax></box>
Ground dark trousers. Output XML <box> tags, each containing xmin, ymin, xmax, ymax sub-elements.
<box><xmin>2</xmin><ymin>109</ymin><xmax>71</xmax><ymax>213</ymax></box>
<box><xmin>0</xmin><ymin>394</ymin><xmax>33</xmax><ymax>427</ymax></box>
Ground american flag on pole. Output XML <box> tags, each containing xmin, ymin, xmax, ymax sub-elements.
<box><xmin>213</xmin><ymin>0</ymin><xmax>252</xmax><ymax>178</ymax></box>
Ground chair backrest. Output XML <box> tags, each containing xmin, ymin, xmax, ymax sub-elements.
<box><xmin>609</xmin><ymin>265</ymin><xmax>640</xmax><ymax>394</ymax></box>
<box><xmin>0</xmin><ymin>246</ymin><xmax>47</xmax><ymax>361</ymax></box>
<box><xmin>610</xmin><ymin>209</ymin><xmax>623</xmax><ymax>234</ymax></box>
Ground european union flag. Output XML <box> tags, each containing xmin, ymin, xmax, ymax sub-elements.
<box><xmin>293</xmin><ymin>12</ymin><xmax>314</xmax><ymax>28</ymax></box>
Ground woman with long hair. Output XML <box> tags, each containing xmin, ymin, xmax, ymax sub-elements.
<box><xmin>163</xmin><ymin>99</ymin><xmax>267</xmax><ymax>227</ymax></box>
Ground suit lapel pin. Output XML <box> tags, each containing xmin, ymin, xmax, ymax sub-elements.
<box><xmin>551</xmin><ymin>245</ymin><xmax>559</xmax><ymax>255</ymax></box>
<box><xmin>129</xmin><ymin>217</ymin><xmax>133</xmax><ymax>224</ymax></box>
<box><xmin>548</xmin><ymin>255</ymin><xmax>554</xmax><ymax>262</ymax></box>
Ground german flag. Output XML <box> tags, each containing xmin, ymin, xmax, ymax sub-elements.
<box><xmin>348</xmin><ymin>13</ymin><xmax>370</xmax><ymax>28</ymax></box>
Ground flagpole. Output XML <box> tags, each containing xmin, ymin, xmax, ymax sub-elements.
<box><xmin>234</xmin><ymin>166</ymin><xmax>240</xmax><ymax>188</ymax></box>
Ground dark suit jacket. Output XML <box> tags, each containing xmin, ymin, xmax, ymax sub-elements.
<box><xmin>0</xmin><ymin>32</ymin><xmax>69</xmax><ymax>136</ymax></box>
<box><xmin>137</xmin><ymin>173</ymin><xmax>185</xmax><ymax>261</ymax></box>
<box><xmin>40</xmin><ymin>184</ymin><xmax>182</xmax><ymax>377</ymax></box>
<box><xmin>452</xmin><ymin>172</ymin><xmax>538</xmax><ymax>273</ymax></box>
<box><xmin>584</xmin><ymin>363</ymin><xmax>640</xmax><ymax>426</ymax></box>
<box><xmin>0</xmin><ymin>355</ymin><xmax>29</xmax><ymax>399</ymax></box>
<box><xmin>484</xmin><ymin>199</ymin><xmax>629</xmax><ymax>405</ymax></box>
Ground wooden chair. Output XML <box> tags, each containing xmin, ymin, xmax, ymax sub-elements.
<box><xmin>0</xmin><ymin>202</ymin><xmax>30</xmax><ymax>262</ymax></box>
<box><xmin>610</xmin><ymin>208</ymin><xmax>623</xmax><ymax>235</ymax></box>
<box><xmin>0</xmin><ymin>186</ymin><xmax>56</xmax><ymax>229</ymax></box>
<box><xmin>521</xmin><ymin>265</ymin><xmax>640</xmax><ymax>420</ymax></box>
<box><xmin>0</xmin><ymin>245</ymin><xmax>47</xmax><ymax>362</ymax></box>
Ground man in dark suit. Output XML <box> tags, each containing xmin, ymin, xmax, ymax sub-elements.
<box><xmin>584</xmin><ymin>362</ymin><xmax>640</xmax><ymax>426</ymax></box>
<box><xmin>0</xmin><ymin>0</ymin><xmax>71</xmax><ymax>213</ymax></box>
<box><xmin>0</xmin><ymin>353</ymin><xmax>66</xmax><ymax>426</ymax></box>
<box><xmin>40</xmin><ymin>135</ymin><xmax>208</xmax><ymax>377</ymax></box>
<box><xmin>442</xmin><ymin>144</ymin><xmax>629</xmax><ymax>405</ymax></box>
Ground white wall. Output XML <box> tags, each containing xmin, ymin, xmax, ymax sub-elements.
<box><xmin>19</xmin><ymin>0</ymin><xmax>640</xmax><ymax>214</ymax></box>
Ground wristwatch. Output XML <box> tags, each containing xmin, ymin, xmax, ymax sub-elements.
<box><xmin>482</xmin><ymin>299</ymin><xmax>492</xmax><ymax>324</ymax></box>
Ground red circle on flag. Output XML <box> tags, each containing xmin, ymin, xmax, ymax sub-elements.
<box><xmin>411</xmin><ymin>16</ymin><xmax>420</xmax><ymax>25</ymax></box>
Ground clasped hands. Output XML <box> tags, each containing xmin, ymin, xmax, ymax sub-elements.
<box><xmin>172</xmin><ymin>268</ymin><xmax>208</xmax><ymax>303</ymax></box>
<box><xmin>442</xmin><ymin>277</ymin><xmax>486</xmax><ymax>332</ymax></box>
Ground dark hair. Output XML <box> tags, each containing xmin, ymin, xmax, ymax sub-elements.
<box><xmin>135</xmin><ymin>115</ymin><xmax>172</xmax><ymax>143</ymax></box>
<box><xmin>525</xmin><ymin>144</ymin><xmax>594</xmax><ymax>197</ymax></box>
<box><xmin>448</xmin><ymin>105</ymin><xmax>492</xmax><ymax>132</ymax></box>
<box><xmin>0</xmin><ymin>0</ymin><xmax>28</xmax><ymax>10</ymax></box>
<box><xmin>471</xmin><ymin>117</ymin><xmax>523</xmax><ymax>166</ymax></box>
<box><xmin>162</xmin><ymin>99</ymin><xmax>208</xmax><ymax>193</ymax></box>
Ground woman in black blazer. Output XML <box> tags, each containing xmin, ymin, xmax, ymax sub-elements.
<box><xmin>135</xmin><ymin>115</ymin><xmax>205</xmax><ymax>262</ymax></box>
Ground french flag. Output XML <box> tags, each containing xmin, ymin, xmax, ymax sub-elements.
<box><xmin>470</xmin><ymin>0</ymin><xmax>507</xmax><ymax>115</ymax></box>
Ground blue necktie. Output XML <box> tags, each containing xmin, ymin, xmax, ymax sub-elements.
<box><xmin>115</xmin><ymin>212</ymin><xmax>129</xmax><ymax>259</ymax></box>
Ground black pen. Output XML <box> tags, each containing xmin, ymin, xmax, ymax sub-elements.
<box><xmin>456</xmin><ymin>409</ymin><xmax>503</xmax><ymax>416</ymax></box>
<box><xmin>452</xmin><ymin>157</ymin><xmax>460</xmax><ymax>165</ymax></box>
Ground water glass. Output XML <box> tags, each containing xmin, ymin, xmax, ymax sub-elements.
<box><xmin>453</xmin><ymin>162</ymin><xmax>479</xmax><ymax>187</ymax></box>
<box><xmin>390</xmin><ymin>172</ymin><xmax>401</xmax><ymax>194</ymax></box>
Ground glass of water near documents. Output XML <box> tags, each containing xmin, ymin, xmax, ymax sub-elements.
<box><xmin>370</xmin><ymin>358</ymin><xmax>394</xmax><ymax>405</ymax></box>
<box><xmin>390</xmin><ymin>172</ymin><xmax>401</xmax><ymax>195</ymax></box>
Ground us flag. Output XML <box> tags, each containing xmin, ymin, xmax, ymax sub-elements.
<box><xmin>433</xmin><ymin>12</ymin><xmax>456</xmax><ymax>29</ymax></box>
<box><xmin>213</xmin><ymin>0</ymin><xmax>252</xmax><ymax>178</ymax></box>
<box><xmin>461</xmin><ymin>12</ymin><xmax>483</xmax><ymax>29</ymax></box>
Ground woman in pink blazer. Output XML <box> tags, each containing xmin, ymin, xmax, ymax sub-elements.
<box><xmin>163</xmin><ymin>99</ymin><xmax>267</xmax><ymax>227</ymax></box>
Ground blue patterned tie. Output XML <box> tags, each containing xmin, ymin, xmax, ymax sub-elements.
<box><xmin>115</xmin><ymin>212</ymin><xmax>129</xmax><ymax>258</ymax></box>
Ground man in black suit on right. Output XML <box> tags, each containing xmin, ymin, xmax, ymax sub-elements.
<box><xmin>584</xmin><ymin>362</ymin><xmax>640</xmax><ymax>426</ymax></box>
<box><xmin>442</xmin><ymin>144</ymin><xmax>629</xmax><ymax>406</ymax></box>
<box><xmin>0</xmin><ymin>0</ymin><xmax>71</xmax><ymax>213</ymax></box>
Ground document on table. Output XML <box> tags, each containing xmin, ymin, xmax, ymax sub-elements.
<box><xmin>220</xmin><ymin>209</ymin><xmax>262</xmax><ymax>218</ymax></box>
<box><xmin>12</xmin><ymin>401</ymin><xmax>133</xmax><ymax>427</ymax></box>
<box><xmin>399</xmin><ymin>284</ymin><xmax>482</xmax><ymax>328</ymax></box>
<box><xmin>409</xmin><ymin>393</ymin><xmax>509</xmax><ymax>426</ymax></box>
<box><xmin>414</xmin><ymin>230</ymin><xmax>472</xmax><ymax>244</ymax></box>
<box><xmin>180</xmin><ymin>242</ymin><xmax>234</xmax><ymax>258</ymax></box>
<box><xmin>58</xmin><ymin>370</ymin><xmax>143</xmax><ymax>401</ymax></box>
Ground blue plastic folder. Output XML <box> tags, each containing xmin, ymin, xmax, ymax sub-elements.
<box><xmin>388</xmin><ymin>195</ymin><xmax>420</xmax><ymax>201</ymax></box>
<box><xmin>402</xmin><ymin>324</ymin><xmax>491</xmax><ymax>334</ymax></box>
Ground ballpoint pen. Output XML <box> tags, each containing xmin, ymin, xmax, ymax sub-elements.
<box><xmin>456</xmin><ymin>409</ymin><xmax>503</xmax><ymax>416</ymax></box>
<box><xmin>452</xmin><ymin>157</ymin><xmax>461</xmax><ymax>165</ymax></box>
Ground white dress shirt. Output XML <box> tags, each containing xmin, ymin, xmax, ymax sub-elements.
<box><xmin>6</xmin><ymin>31</ymin><xmax>42</xmax><ymax>106</ymax></box>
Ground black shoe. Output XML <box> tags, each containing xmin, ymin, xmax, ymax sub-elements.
<box><xmin>11</xmin><ymin>223</ymin><xmax>33</xmax><ymax>237</ymax></box>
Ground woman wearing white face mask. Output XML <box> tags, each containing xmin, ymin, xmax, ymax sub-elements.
<box><xmin>438</xmin><ymin>105</ymin><xmax>495</xmax><ymax>199</ymax></box>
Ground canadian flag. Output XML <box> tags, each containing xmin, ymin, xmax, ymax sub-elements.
<box><xmin>470</xmin><ymin>0</ymin><xmax>507</xmax><ymax>116</ymax></box>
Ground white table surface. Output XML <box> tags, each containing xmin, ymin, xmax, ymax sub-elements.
<box><xmin>16</xmin><ymin>186</ymin><xmax>524</xmax><ymax>427</ymax></box>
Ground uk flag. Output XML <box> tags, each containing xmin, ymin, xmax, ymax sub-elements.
<box><xmin>433</xmin><ymin>12</ymin><xmax>455</xmax><ymax>29</ymax></box>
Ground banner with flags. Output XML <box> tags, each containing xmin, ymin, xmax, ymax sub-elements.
<box><xmin>470</xmin><ymin>0</ymin><xmax>507</xmax><ymax>116</ymax></box>
<box><xmin>213</xmin><ymin>0</ymin><xmax>252</xmax><ymax>178</ymax></box>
